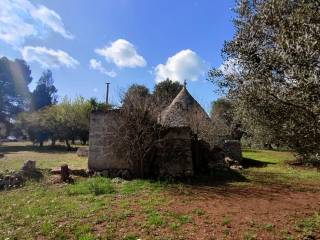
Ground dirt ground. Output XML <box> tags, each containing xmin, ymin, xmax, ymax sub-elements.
<box><xmin>109</xmin><ymin>183</ymin><xmax>320</xmax><ymax>240</ymax></box>
<box><xmin>1</xmin><ymin>144</ymin><xmax>320</xmax><ymax>240</ymax></box>
<box><xmin>169</xmin><ymin>185</ymin><xmax>320</xmax><ymax>239</ymax></box>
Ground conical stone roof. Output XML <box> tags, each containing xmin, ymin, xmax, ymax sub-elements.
<box><xmin>159</xmin><ymin>85</ymin><xmax>211</xmax><ymax>134</ymax></box>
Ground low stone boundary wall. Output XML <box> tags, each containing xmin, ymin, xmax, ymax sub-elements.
<box><xmin>0</xmin><ymin>160</ymin><xmax>43</xmax><ymax>190</ymax></box>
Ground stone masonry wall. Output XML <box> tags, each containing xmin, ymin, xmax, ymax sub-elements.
<box><xmin>148</xmin><ymin>127</ymin><xmax>194</xmax><ymax>178</ymax></box>
<box><xmin>88</xmin><ymin>110</ymin><xmax>129</xmax><ymax>171</ymax></box>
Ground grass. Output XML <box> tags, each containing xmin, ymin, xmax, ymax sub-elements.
<box><xmin>120</xmin><ymin>179</ymin><xmax>164</xmax><ymax>195</ymax></box>
<box><xmin>295</xmin><ymin>212</ymin><xmax>320</xmax><ymax>238</ymax></box>
<box><xmin>0</xmin><ymin>141</ymin><xmax>87</xmax><ymax>171</ymax></box>
<box><xmin>66</xmin><ymin>177</ymin><xmax>116</xmax><ymax>196</ymax></box>
<box><xmin>222</xmin><ymin>216</ymin><xmax>231</xmax><ymax>226</ymax></box>
<box><xmin>0</xmin><ymin>179</ymin><xmax>156</xmax><ymax>239</ymax></box>
<box><xmin>0</xmin><ymin>142</ymin><xmax>320</xmax><ymax>239</ymax></box>
<box><xmin>192</xmin><ymin>208</ymin><xmax>205</xmax><ymax>216</ymax></box>
<box><xmin>243</xmin><ymin>231</ymin><xmax>257</xmax><ymax>240</ymax></box>
<box><xmin>242</xmin><ymin>149</ymin><xmax>320</xmax><ymax>186</ymax></box>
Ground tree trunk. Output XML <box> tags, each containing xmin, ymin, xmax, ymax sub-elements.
<box><xmin>60</xmin><ymin>164</ymin><xmax>70</xmax><ymax>182</ymax></box>
<box><xmin>65</xmin><ymin>139</ymin><xmax>71</xmax><ymax>150</ymax></box>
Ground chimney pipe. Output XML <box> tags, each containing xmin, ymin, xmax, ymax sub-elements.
<box><xmin>105</xmin><ymin>82</ymin><xmax>110</xmax><ymax>105</ymax></box>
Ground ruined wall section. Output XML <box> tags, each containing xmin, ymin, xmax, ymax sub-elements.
<box><xmin>88</xmin><ymin>110</ymin><xmax>129</xmax><ymax>171</ymax></box>
<box><xmin>152</xmin><ymin>127</ymin><xmax>194</xmax><ymax>178</ymax></box>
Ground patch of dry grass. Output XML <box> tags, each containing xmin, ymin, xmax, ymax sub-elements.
<box><xmin>0</xmin><ymin>141</ymin><xmax>87</xmax><ymax>171</ymax></box>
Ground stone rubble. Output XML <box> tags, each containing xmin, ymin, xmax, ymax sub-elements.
<box><xmin>0</xmin><ymin>160</ymin><xmax>42</xmax><ymax>191</ymax></box>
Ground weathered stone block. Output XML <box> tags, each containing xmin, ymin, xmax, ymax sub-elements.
<box><xmin>76</xmin><ymin>147</ymin><xmax>89</xmax><ymax>157</ymax></box>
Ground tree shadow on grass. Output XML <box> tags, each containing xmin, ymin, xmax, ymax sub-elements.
<box><xmin>190</xmin><ymin>168</ymin><xmax>248</xmax><ymax>187</ymax></box>
<box><xmin>241</xmin><ymin>157</ymin><xmax>276</xmax><ymax>168</ymax></box>
<box><xmin>182</xmin><ymin>158</ymin><xmax>275</xmax><ymax>187</ymax></box>
<box><xmin>0</xmin><ymin>144</ymin><xmax>75</xmax><ymax>154</ymax></box>
<box><xmin>188</xmin><ymin>158</ymin><xmax>276</xmax><ymax>187</ymax></box>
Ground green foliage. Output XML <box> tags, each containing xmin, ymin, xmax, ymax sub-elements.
<box><xmin>210</xmin><ymin>98</ymin><xmax>233</xmax><ymax>125</ymax></box>
<box><xmin>209</xmin><ymin>0</ymin><xmax>320</xmax><ymax>157</ymax></box>
<box><xmin>122</xmin><ymin>234</ymin><xmax>140</xmax><ymax>240</ymax></box>
<box><xmin>57</xmin><ymin>96</ymin><xmax>93</xmax><ymax>145</ymax></box>
<box><xmin>16</xmin><ymin>96</ymin><xmax>94</xmax><ymax>146</ymax></box>
<box><xmin>89</xmin><ymin>98</ymin><xmax>110</xmax><ymax>111</ymax></box>
<box><xmin>243</xmin><ymin>231</ymin><xmax>257</xmax><ymax>240</ymax></box>
<box><xmin>78</xmin><ymin>235</ymin><xmax>96</xmax><ymax>240</ymax></box>
<box><xmin>222</xmin><ymin>216</ymin><xmax>231</xmax><ymax>226</ymax></box>
<box><xmin>122</xmin><ymin>84</ymin><xmax>151</xmax><ymax>108</ymax></box>
<box><xmin>40</xmin><ymin>221</ymin><xmax>54</xmax><ymax>236</ymax></box>
<box><xmin>31</xmin><ymin>70</ymin><xmax>57</xmax><ymax>111</ymax></box>
<box><xmin>153</xmin><ymin>78</ymin><xmax>183</xmax><ymax>110</ymax></box>
<box><xmin>67</xmin><ymin>177</ymin><xmax>116</xmax><ymax>196</ymax></box>
<box><xmin>243</xmin><ymin>149</ymin><xmax>320</xmax><ymax>185</ymax></box>
<box><xmin>296</xmin><ymin>212</ymin><xmax>320</xmax><ymax>238</ymax></box>
<box><xmin>175</xmin><ymin>214</ymin><xmax>193</xmax><ymax>224</ymax></box>
<box><xmin>192</xmin><ymin>208</ymin><xmax>205</xmax><ymax>216</ymax></box>
<box><xmin>210</xmin><ymin>98</ymin><xmax>242</xmax><ymax>141</ymax></box>
<box><xmin>147</xmin><ymin>210</ymin><xmax>165</xmax><ymax>226</ymax></box>
<box><xmin>74</xmin><ymin>224</ymin><xmax>94</xmax><ymax>240</ymax></box>
<box><xmin>120</xmin><ymin>179</ymin><xmax>164</xmax><ymax>195</ymax></box>
<box><xmin>16</xmin><ymin>111</ymin><xmax>49</xmax><ymax>146</ymax></box>
<box><xmin>0</xmin><ymin>57</ymin><xmax>32</xmax><ymax>123</ymax></box>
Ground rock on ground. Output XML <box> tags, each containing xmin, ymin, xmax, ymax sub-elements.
<box><xmin>76</xmin><ymin>147</ymin><xmax>89</xmax><ymax>157</ymax></box>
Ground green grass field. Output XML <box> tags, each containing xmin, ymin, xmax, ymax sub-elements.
<box><xmin>0</xmin><ymin>141</ymin><xmax>87</xmax><ymax>171</ymax></box>
<box><xmin>242</xmin><ymin>149</ymin><xmax>320</xmax><ymax>186</ymax></box>
<box><xmin>0</xmin><ymin>142</ymin><xmax>319</xmax><ymax>239</ymax></box>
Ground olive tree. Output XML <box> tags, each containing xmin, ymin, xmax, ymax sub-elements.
<box><xmin>209</xmin><ymin>0</ymin><xmax>320</xmax><ymax>157</ymax></box>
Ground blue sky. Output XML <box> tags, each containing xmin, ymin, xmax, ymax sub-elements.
<box><xmin>0</xmin><ymin>0</ymin><xmax>235</xmax><ymax>111</ymax></box>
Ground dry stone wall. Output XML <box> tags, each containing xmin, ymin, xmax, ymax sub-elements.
<box><xmin>153</xmin><ymin>127</ymin><xmax>194</xmax><ymax>178</ymax></box>
<box><xmin>88</xmin><ymin>110</ymin><xmax>129</xmax><ymax>171</ymax></box>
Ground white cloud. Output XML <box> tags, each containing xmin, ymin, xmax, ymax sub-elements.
<box><xmin>155</xmin><ymin>49</ymin><xmax>205</xmax><ymax>83</ymax></box>
<box><xmin>89</xmin><ymin>59</ymin><xmax>117</xmax><ymax>77</ymax></box>
<box><xmin>31</xmin><ymin>5</ymin><xmax>73</xmax><ymax>39</ymax></box>
<box><xmin>219</xmin><ymin>58</ymin><xmax>241</xmax><ymax>76</ymax></box>
<box><xmin>21</xmin><ymin>46</ymin><xmax>79</xmax><ymax>69</ymax></box>
<box><xmin>95</xmin><ymin>39</ymin><xmax>146</xmax><ymax>68</ymax></box>
<box><xmin>0</xmin><ymin>0</ymin><xmax>73</xmax><ymax>47</ymax></box>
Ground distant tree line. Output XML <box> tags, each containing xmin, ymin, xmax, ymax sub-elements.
<box><xmin>16</xmin><ymin>97</ymin><xmax>103</xmax><ymax>148</ymax></box>
<box><xmin>0</xmin><ymin>56</ymin><xmax>108</xmax><ymax>147</ymax></box>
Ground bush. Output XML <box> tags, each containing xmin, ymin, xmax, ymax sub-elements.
<box><xmin>299</xmin><ymin>153</ymin><xmax>320</xmax><ymax>167</ymax></box>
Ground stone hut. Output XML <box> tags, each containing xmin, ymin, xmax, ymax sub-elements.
<box><xmin>159</xmin><ymin>83</ymin><xmax>212</xmax><ymax>141</ymax></box>
<box><xmin>88</xmin><ymin>83</ymin><xmax>242</xmax><ymax>178</ymax></box>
